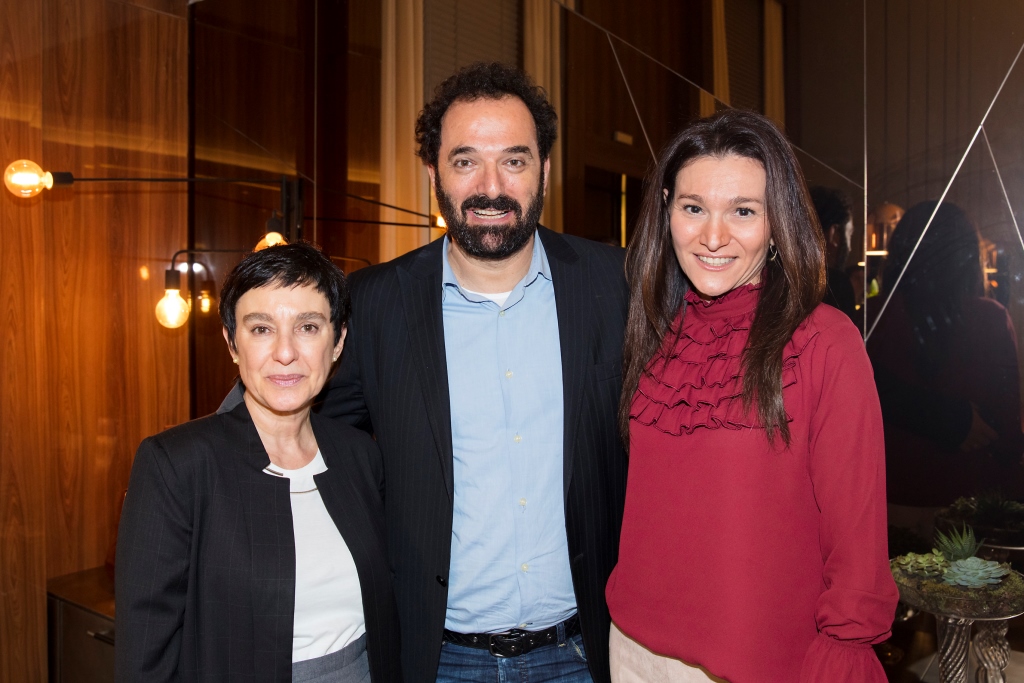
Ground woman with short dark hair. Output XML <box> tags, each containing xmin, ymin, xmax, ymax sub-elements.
<box><xmin>116</xmin><ymin>242</ymin><xmax>401</xmax><ymax>682</ymax></box>
<box><xmin>605</xmin><ymin>110</ymin><xmax>897</xmax><ymax>682</ymax></box>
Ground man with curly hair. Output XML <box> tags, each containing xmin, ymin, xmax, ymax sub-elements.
<box><xmin>321</xmin><ymin>62</ymin><xmax>628</xmax><ymax>682</ymax></box>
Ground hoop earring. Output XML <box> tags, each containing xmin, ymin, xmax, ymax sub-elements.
<box><xmin>768</xmin><ymin>244</ymin><xmax>779</xmax><ymax>262</ymax></box>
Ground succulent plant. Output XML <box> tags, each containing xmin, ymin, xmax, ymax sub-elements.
<box><xmin>894</xmin><ymin>550</ymin><xmax>949</xmax><ymax>577</ymax></box>
<box><xmin>935</xmin><ymin>525</ymin><xmax>983</xmax><ymax>562</ymax></box>
<box><xmin>942</xmin><ymin>557</ymin><xmax>1010</xmax><ymax>588</ymax></box>
<box><xmin>947</xmin><ymin>494</ymin><xmax>1024</xmax><ymax>529</ymax></box>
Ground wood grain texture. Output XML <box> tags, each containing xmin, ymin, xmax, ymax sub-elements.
<box><xmin>344</xmin><ymin>0</ymin><xmax>382</xmax><ymax>265</ymax></box>
<box><xmin>42</xmin><ymin>0</ymin><xmax>190</xmax><ymax>579</ymax></box>
<box><xmin>563</xmin><ymin>1</ymin><xmax>703</xmax><ymax>241</ymax></box>
<box><xmin>0</xmin><ymin>3</ymin><xmax>49</xmax><ymax>680</ymax></box>
<box><xmin>191</xmin><ymin>0</ymin><xmax>351</xmax><ymax>418</ymax></box>
<box><xmin>191</xmin><ymin>0</ymin><xmax>307</xmax><ymax>418</ymax></box>
<box><xmin>0</xmin><ymin>0</ymin><xmax>188</xmax><ymax>679</ymax></box>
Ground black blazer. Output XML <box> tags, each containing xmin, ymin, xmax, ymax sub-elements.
<box><xmin>319</xmin><ymin>228</ymin><xmax>629</xmax><ymax>683</ymax></box>
<box><xmin>115</xmin><ymin>401</ymin><xmax>402</xmax><ymax>682</ymax></box>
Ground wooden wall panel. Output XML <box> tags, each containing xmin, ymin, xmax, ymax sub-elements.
<box><xmin>0</xmin><ymin>3</ymin><xmax>49</xmax><ymax>679</ymax></box>
<box><xmin>345</xmin><ymin>0</ymin><xmax>382</xmax><ymax>265</ymax></box>
<box><xmin>42</xmin><ymin>0</ymin><xmax>189</xmax><ymax>578</ymax></box>
<box><xmin>563</xmin><ymin>1</ymin><xmax>702</xmax><ymax>240</ymax></box>
<box><xmin>191</xmin><ymin>0</ymin><xmax>349</xmax><ymax>418</ymax></box>
<box><xmin>191</xmin><ymin>0</ymin><xmax>308</xmax><ymax>418</ymax></box>
<box><xmin>0</xmin><ymin>0</ymin><xmax>188</xmax><ymax>678</ymax></box>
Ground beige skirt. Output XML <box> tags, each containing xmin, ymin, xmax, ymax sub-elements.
<box><xmin>609</xmin><ymin>622</ymin><xmax>730</xmax><ymax>683</ymax></box>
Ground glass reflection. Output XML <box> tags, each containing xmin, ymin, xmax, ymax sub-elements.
<box><xmin>869</xmin><ymin>201</ymin><xmax>1024</xmax><ymax>533</ymax></box>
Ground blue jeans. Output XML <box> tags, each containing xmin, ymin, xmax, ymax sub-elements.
<box><xmin>436</xmin><ymin>624</ymin><xmax>592</xmax><ymax>683</ymax></box>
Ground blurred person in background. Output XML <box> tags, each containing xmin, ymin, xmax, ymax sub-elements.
<box><xmin>868</xmin><ymin>201</ymin><xmax>1024</xmax><ymax>538</ymax></box>
<box><xmin>810</xmin><ymin>186</ymin><xmax>858</xmax><ymax>321</ymax></box>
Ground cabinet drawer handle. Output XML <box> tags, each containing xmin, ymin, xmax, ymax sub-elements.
<box><xmin>87</xmin><ymin>629</ymin><xmax>115</xmax><ymax>646</ymax></box>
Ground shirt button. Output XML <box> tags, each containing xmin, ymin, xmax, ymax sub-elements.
<box><xmin>499</xmin><ymin>310</ymin><xmax>506</xmax><ymax>317</ymax></box>
<box><xmin>519</xmin><ymin>498</ymin><xmax>527</xmax><ymax>506</ymax></box>
<box><xmin>505</xmin><ymin>370</ymin><xmax>513</xmax><ymax>379</ymax></box>
<box><xmin>513</xmin><ymin>434</ymin><xmax>522</xmax><ymax>443</ymax></box>
<box><xmin>521</xmin><ymin>563</ymin><xmax>529</xmax><ymax>572</ymax></box>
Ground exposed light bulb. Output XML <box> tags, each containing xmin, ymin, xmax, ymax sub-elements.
<box><xmin>156</xmin><ymin>290</ymin><xmax>190</xmax><ymax>328</ymax></box>
<box><xmin>156</xmin><ymin>269</ymin><xmax>190</xmax><ymax>328</ymax></box>
<box><xmin>198</xmin><ymin>291</ymin><xmax>212</xmax><ymax>314</ymax></box>
<box><xmin>4</xmin><ymin>159</ymin><xmax>53</xmax><ymax>198</ymax></box>
<box><xmin>435</xmin><ymin>215</ymin><xmax>447</xmax><ymax>229</ymax></box>
<box><xmin>254</xmin><ymin>231</ymin><xmax>287</xmax><ymax>251</ymax></box>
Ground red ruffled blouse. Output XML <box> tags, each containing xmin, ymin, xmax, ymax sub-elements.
<box><xmin>606</xmin><ymin>284</ymin><xmax>898</xmax><ymax>683</ymax></box>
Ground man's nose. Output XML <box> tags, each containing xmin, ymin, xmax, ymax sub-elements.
<box><xmin>473</xmin><ymin>161</ymin><xmax>504</xmax><ymax>197</ymax></box>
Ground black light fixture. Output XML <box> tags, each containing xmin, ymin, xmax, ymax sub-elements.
<box><xmin>3</xmin><ymin>158</ymin><xmax>304</xmax><ymax>241</ymax></box>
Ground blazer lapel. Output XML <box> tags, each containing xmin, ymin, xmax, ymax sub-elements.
<box><xmin>539</xmin><ymin>228</ymin><xmax>588</xmax><ymax>499</ymax></box>
<box><xmin>398</xmin><ymin>241</ymin><xmax>455</xmax><ymax>500</ymax></box>
<box><xmin>314</xmin><ymin>427</ymin><xmax>386</xmax><ymax>575</ymax></box>
<box><xmin>223</xmin><ymin>403</ymin><xmax>296</xmax><ymax>680</ymax></box>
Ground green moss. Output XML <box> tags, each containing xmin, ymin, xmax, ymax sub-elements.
<box><xmin>892</xmin><ymin>563</ymin><xmax>1024</xmax><ymax>619</ymax></box>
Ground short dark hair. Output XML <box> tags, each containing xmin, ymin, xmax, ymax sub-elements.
<box><xmin>219</xmin><ymin>242</ymin><xmax>350</xmax><ymax>350</ymax></box>
<box><xmin>809</xmin><ymin>185</ymin><xmax>852</xmax><ymax>235</ymax></box>
<box><xmin>415</xmin><ymin>62</ymin><xmax>558</xmax><ymax>168</ymax></box>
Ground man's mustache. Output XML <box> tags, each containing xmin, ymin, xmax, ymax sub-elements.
<box><xmin>461</xmin><ymin>195</ymin><xmax>522</xmax><ymax>215</ymax></box>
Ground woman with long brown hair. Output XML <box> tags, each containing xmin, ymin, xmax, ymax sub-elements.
<box><xmin>604</xmin><ymin>109</ymin><xmax>897</xmax><ymax>682</ymax></box>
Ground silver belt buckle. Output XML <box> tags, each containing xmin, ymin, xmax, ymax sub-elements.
<box><xmin>488</xmin><ymin>630</ymin><xmax>526</xmax><ymax>658</ymax></box>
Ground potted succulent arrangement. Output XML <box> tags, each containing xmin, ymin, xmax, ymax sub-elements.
<box><xmin>891</xmin><ymin>525</ymin><xmax>1024</xmax><ymax>619</ymax></box>
<box><xmin>937</xmin><ymin>495</ymin><xmax>1024</xmax><ymax>549</ymax></box>
<box><xmin>891</xmin><ymin>525</ymin><xmax>1024</xmax><ymax>683</ymax></box>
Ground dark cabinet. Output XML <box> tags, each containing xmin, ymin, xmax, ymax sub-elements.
<box><xmin>47</xmin><ymin>567</ymin><xmax>115</xmax><ymax>683</ymax></box>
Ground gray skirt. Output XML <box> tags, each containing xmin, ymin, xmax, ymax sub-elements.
<box><xmin>291</xmin><ymin>634</ymin><xmax>369</xmax><ymax>683</ymax></box>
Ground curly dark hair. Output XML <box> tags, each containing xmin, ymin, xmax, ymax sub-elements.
<box><xmin>415</xmin><ymin>62</ymin><xmax>558</xmax><ymax>168</ymax></box>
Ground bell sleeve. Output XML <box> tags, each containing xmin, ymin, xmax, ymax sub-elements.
<box><xmin>801</xmin><ymin>320</ymin><xmax>899</xmax><ymax>682</ymax></box>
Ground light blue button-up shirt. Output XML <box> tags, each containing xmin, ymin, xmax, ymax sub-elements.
<box><xmin>441</xmin><ymin>233</ymin><xmax>575</xmax><ymax>633</ymax></box>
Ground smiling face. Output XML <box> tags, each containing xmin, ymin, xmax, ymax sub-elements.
<box><xmin>668</xmin><ymin>154</ymin><xmax>771</xmax><ymax>300</ymax></box>
<box><xmin>225</xmin><ymin>283</ymin><xmax>345</xmax><ymax>418</ymax></box>
<box><xmin>429</xmin><ymin>96</ymin><xmax>549</xmax><ymax>260</ymax></box>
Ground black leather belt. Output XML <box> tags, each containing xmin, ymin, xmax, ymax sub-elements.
<box><xmin>442</xmin><ymin>615</ymin><xmax>580</xmax><ymax>658</ymax></box>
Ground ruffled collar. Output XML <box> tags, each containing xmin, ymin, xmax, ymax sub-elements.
<box><xmin>684</xmin><ymin>282</ymin><xmax>761</xmax><ymax>319</ymax></box>
<box><xmin>630</xmin><ymin>281</ymin><xmax>806</xmax><ymax>436</ymax></box>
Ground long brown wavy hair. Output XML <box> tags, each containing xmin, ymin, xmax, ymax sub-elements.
<box><xmin>619</xmin><ymin>109</ymin><xmax>826</xmax><ymax>448</ymax></box>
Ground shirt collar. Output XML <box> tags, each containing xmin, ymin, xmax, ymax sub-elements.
<box><xmin>441</xmin><ymin>232</ymin><xmax>552</xmax><ymax>302</ymax></box>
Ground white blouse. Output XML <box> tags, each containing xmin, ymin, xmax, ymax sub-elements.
<box><xmin>264</xmin><ymin>450</ymin><xmax>366</xmax><ymax>663</ymax></box>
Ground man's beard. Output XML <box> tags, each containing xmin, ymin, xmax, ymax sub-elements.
<box><xmin>436</xmin><ymin>169</ymin><xmax>545</xmax><ymax>260</ymax></box>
